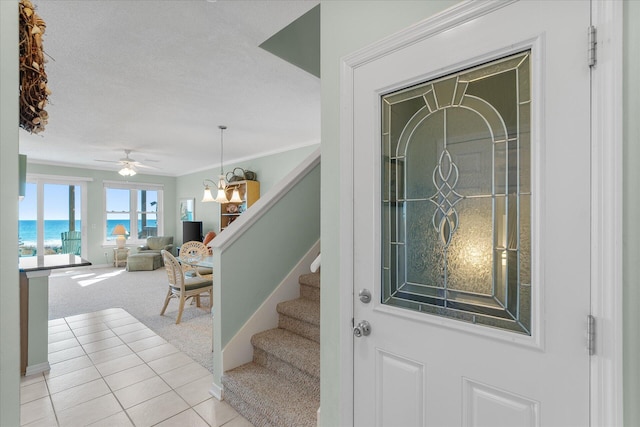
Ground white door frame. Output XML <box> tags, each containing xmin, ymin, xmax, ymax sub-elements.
<box><xmin>337</xmin><ymin>1</ymin><xmax>623</xmax><ymax>426</ymax></box>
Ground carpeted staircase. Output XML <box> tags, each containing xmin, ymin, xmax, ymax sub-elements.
<box><xmin>222</xmin><ymin>271</ymin><xmax>320</xmax><ymax>427</ymax></box>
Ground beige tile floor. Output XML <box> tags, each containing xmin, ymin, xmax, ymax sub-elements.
<box><xmin>20</xmin><ymin>308</ymin><xmax>253</xmax><ymax>427</ymax></box>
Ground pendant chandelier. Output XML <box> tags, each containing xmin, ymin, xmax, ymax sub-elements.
<box><xmin>202</xmin><ymin>125</ymin><xmax>229</xmax><ymax>204</ymax></box>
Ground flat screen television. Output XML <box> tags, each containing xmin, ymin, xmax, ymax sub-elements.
<box><xmin>182</xmin><ymin>221</ymin><xmax>203</xmax><ymax>243</ymax></box>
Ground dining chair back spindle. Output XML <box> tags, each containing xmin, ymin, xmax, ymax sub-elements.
<box><xmin>178</xmin><ymin>241</ymin><xmax>213</xmax><ymax>279</ymax></box>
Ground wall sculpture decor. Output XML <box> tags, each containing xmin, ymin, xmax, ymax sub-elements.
<box><xmin>19</xmin><ymin>0</ymin><xmax>50</xmax><ymax>134</ymax></box>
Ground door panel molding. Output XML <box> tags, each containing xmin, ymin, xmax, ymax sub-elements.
<box><xmin>375</xmin><ymin>350</ymin><xmax>425</xmax><ymax>427</ymax></box>
<box><xmin>462</xmin><ymin>378</ymin><xmax>539</xmax><ymax>427</ymax></box>
<box><xmin>339</xmin><ymin>1</ymin><xmax>623</xmax><ymax>426</ymax></box>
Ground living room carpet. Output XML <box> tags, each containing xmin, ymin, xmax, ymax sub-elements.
<box><xmin>48</xmin><ymin>266</ymin><xmax>213</xmax><ymax>372</ymax></box>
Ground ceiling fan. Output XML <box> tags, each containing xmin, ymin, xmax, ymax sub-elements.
<box><xmin>95</xmin><ymin>150</ymin><xmax>158</xmax><ymax>176</ymax></box>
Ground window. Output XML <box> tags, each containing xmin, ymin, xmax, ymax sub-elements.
<box><xmin>104</xmin><ymin>181</ymin><xmax>164</xmax><ymax>245</ymax></box>
<box><xmin>20</xmin><ymin>174</ymin><xmax>90</xmax><ymax>258</ymax></box>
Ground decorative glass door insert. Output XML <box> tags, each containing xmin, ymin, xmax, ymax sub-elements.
<box><xmin>381</xmin><ymin>51</ymin><xmax>531</xmax><ymax>334</ymax></box>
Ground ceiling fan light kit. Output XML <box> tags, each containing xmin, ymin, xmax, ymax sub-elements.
<box><xmin>118</xmin><ymin>165</ymin><xmax>136</xmax><ymax>176</ymax></box>
<box><xmin>95</xmin><ymin>149</ymin><xmax>159</xmax><ymax>176</ymax></box>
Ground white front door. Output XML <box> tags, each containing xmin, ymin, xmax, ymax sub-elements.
<box><xmin>348</xmin><ymin>1</ymin><xmax>591</xmax><ymax>426</ymax></box>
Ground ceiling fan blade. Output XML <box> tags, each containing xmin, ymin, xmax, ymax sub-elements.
<box><xmin>134</xmin><ymin>163</ymin><xmax>159</xmax><ymax>170</ymax></box>
<box><xmin>94</xmin><ymin>150</ymin><xmax>161</xmax><ymax>173</ymax></box>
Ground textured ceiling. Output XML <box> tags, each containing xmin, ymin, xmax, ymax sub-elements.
<box><xmin>19</xmin><ymin>0</ymin><xmax>320</xmax><ymax>177</ymax></box>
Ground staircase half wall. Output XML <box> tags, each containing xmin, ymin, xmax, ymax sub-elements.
<box><xmin>221</xmin><ymin>240</ymin><xmax>320</xmax><ymax>374</ymax></box>
<box><xmin>209</xmin><ymin>148</ymin><xmax>321</xmax><ymax>396</ymax></box>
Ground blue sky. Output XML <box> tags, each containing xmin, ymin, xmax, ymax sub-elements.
<box><xmin>20</xmin><ymin>184</ymin><xmax>157</xmax><ymax>221</ymax></box>
<box><xmin>20</xmin><ymin>183</ymin><xmax>82</xmax><ymax>220</ymax></box>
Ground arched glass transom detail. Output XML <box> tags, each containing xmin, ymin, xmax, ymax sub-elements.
<box><xmin>381</xmin><ymin>51</ymin><xmax>531</xmax><ymax>335</ymax></box>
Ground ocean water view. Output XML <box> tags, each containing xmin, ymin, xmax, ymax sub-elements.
<box><xmin>19</xmin><ymin>219</ymin><xmax>157</xmax><ymax>247</ymax></box>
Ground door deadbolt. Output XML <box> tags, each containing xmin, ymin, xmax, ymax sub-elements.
<box><xmin>359</xmin><ymin>289</ymin><xmax>372</xmax><ymax>303</ymax></box>
<box><xmin>353</xmin><ymin>320</ymin><xmax>371</xmax><ymax>337</ymax></box>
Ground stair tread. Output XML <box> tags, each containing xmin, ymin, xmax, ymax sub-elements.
<box><xmin>299</xmin><ymin>272</ymin><xmax>320</xmax><ymax>289</ymax></box>
<box><xmin>252</xmin><ymin>328</ymin><xmax>319</xmax><ymax>378</ymax></box>
<box><xmin>277</xmin><ymin>298</ymin><xmax>319</xmax><ymax>326</ymax></box>
<box><xmin>223</xmin><ymin>362</ymin><xmax>319</xmax><ymax>427</ymax></box>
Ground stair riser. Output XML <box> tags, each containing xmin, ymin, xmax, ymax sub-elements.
<box><xmin>278</xmin><ymin>315</ymin><xmax>320</xmax><ymax>343</ymax></box>
<box><xmin>253</xmin><ymin>347</ymin><xmax>320</xmax><ymax>393</ymax></box>
<box><xmin>222</xmin><ymin>373</ymin><xmax>318</xmax><ymax>427</ymax></box>
<box><xmin>298</xmin><ymin>272</ymin><xmax>320</xmax><ymax>288</ymax></box>
<box><xmin>299</xmin><ymin>283</ymin><xmax>320</xmax><ymax>302</ymax></box>
<box><xmin>222</xmin><ymin>270</ymin><xmax>321</xmax><ymax>427</ymax></box>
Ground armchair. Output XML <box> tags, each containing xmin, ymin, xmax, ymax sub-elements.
<box><xmin>61</xmin><ymin>231</ymin><xmax>81</xmax><ymax>255</ymax></box>
<box><xmin>126</xmin><ymin>236</ymin><xmax>174</xmax><ymax>271</ymax></box>
<box><xmin>135</xmin><ymin>236</ymin><xmax>174</xmax><ymax>255</ymax></box>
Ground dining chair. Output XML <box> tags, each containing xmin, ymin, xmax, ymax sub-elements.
<box><xmin>160</xmin><ymin>250</ymin><xmax>212</xmax><ymax>324</ymax></box>
<box><xmin>178</xmin><ymin>240</ymin><xmax>213</xmax><ymax>279</ymax></box>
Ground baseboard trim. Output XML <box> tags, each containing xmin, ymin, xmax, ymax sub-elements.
<box><xmin>209</xmin><ymin>382</ymin><xmax>223</xmax><ymax>401</ymax></box>
<box><xmin>25</xmin><ymin>361</ymin><xmax>50</xmax><ymax>376</ymax></box>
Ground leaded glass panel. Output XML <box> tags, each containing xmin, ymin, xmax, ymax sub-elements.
<box><xmin>381</xmin><ymin>51</ymin><xmax>532</xmax><ymax>334</ymax></box>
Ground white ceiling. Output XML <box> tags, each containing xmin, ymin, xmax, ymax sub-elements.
<box><xmin>20</xmin><ymin>0</ymin><xmax>320</xmax><ymax>177</ymax></box>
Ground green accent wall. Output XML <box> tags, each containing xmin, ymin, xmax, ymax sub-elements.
<box><xmin>623</xmin><ymin>1</ymin><xmax>640</xmax><ymax>425</ymax></box>
<box><xmin>219</xmin><ymin>165</ymin><xmax>320</xmax><ymax>346</ymax></box>
<box><xmin>260</xmin><ymin>4</ymin><xmax>320</xmax><ymax>78</ymax></box>
<box><xmin>1</xmin><ymin>1</ymin><xmax>21</xmax><ymax>425</ymax></box>
<box><xmin>26</xmin><ymin>273</ymin><xmax>50</xmax><ymax>370</ymax></box>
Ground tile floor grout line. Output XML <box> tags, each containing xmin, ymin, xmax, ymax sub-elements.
<box><xmin>46</xmin><ymin>371</ymin><xmax>62</xmax><ymax>427</ymax></box>
<box><xmin>86</xmin><ymin>319</ymin><xmax>136</xmax><ymax>427</ymax></box>
<box><xmin>63</xmin><ymin>316</ymin><xmax>151</xmax><ymax>426</ymax></box>
<box><xmin>48</xmin><ymin>315</ymin><xmax>119</xmax><ymax>427</ymax></box>
<box><xmin>44</xmin><ymin>310</ymin><xmax>226</xmax><ymax>427</ymax></box>
<box><xmin>72</xmin><ymin>314</ymin><xmax>161</xmax><ymax>427</ymax></box>
<box><xmin>94</xmin><ymin>319</ymin><xmax>180</xmax><ymax>427</ymax></box>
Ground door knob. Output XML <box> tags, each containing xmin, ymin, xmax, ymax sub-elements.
<box><xmin>353</xmin><ymin>320</ymin><xmax>371</xmax><ymax>337</ymax></box>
